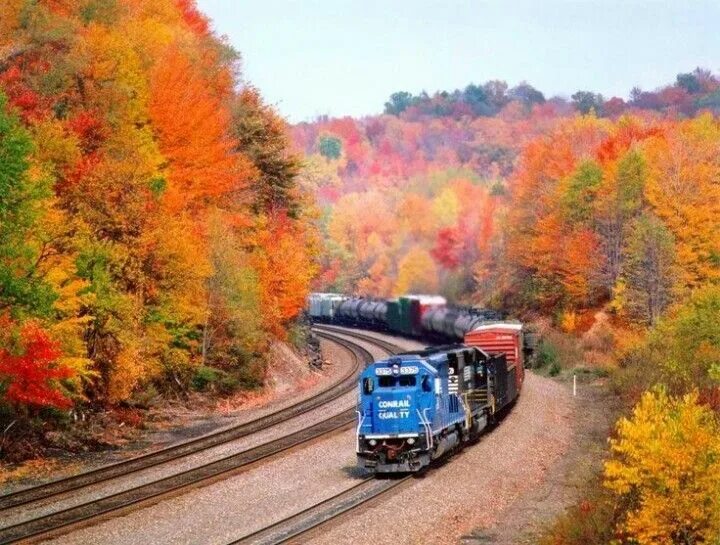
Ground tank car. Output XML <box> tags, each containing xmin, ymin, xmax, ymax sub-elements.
<box><xmin>308</xmin><ymin>293</ymin><xmax>347</xmax><ymax>322</ymax></box>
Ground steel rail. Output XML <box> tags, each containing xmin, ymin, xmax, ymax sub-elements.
<box><xmin>311</xmin><ymin>324</ymin><xmax>407</xmax><ymax>355</ymax></box>
<box><xmin>229</xmin><ymin>475</ymin><xmax>413</xmax><ymax>545</ymax></box>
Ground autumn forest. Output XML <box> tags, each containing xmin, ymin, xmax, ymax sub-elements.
<box><xmin>0</xmin><ymin>0</ymin><xmax>319</xmax><ymax>411</ymax></box>
<box><xmin>1</xmin><ymin>1</ymin><xmax>720</xmax><ymax>543</ymax></box>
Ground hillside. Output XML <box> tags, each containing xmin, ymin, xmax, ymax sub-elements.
<box><xmin>295</xmin><ymin>71</ymin><xmax>720</xmax><ymax>313</ymax></box>
<box><xmin>294</xmin><ymin>72</ymin><xmax>720</xmax><ymax>543</ymax></box>
<box><xmin>0</xmin><ymin>1</ymin><xmax>318</xmax><ymax>417</ymax></box>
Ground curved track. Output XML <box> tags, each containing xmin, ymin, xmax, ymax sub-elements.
<box><xmin>311</xmin><ymin>325</ymin><xmax>406</xmax><ymax>355</ymax></box>
<box><xmin>225</xmin><ymin>326</ymin><xmax>416</xmax><ymax>545</ymax></box>
<box><xmin>0</xmin><ymin>330</ymin><xmax>391</xmax><ymax>545</ymax></box>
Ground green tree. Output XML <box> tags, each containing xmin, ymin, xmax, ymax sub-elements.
<box><xmin>562</xmin><ymin>160</ymin><xmax>603</xmax><ymax>224</ymax></box>
<box><xmin>508</xmin><ymin>82</ymin><xmax>545</xmax><ymax>108</ymax></box>
<box><xmin>204</xmin><ymin>216</ymin><xmax>265</xmax><ymax>376</ymax></box>
<box><xmin>463</xmin><ymin>83</ymin><xmax>490</xmax><ymax>115</ymax></box>
<box><xmin>383</xmin><ymin>91</ymin><xmax>414</xmax><ymax>115</ymax></box>
<box><xmin>622</xmin><ymin>214</ymin><xmax>675</xmax><ymax>324</ymax></box>
<box><xmin>232</xmin><ymin>88</ymin><xmax>301</xmax><ymax>217</ymax></box>
<box><xmin>318</xmin><ymin>134</ymin><xmax>342</xmax><ymax>160</ymax></box>
<box><xmin>572</xmin><ymin>91</ymin><xmax>604</xmax><ymax>115</ymax></box>
<box><xmin>483</xmin><ymin>80</ymin><xmax>509</xmax><ymax>112</ymax></box>
<box><xmin>647</xmin><ymin>284</ymin><xmax>720</xmax><ymax>394</ymax></box>
<box><xmin>596</xmin><ymin>150</ymin><xmax>647</xmax><ymax>291</ymax></box>
<box><xmin>676</xmin><ymin>72</ymin><xmax>701</xmax><ymax>94</ymax></box>
<box><xmin>0</xmin><ymin>93</ymin><xmax>56</xmax><ymax>318</ymax></box>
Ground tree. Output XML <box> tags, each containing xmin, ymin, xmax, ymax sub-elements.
<box><xmin>676</xmin><ymin>72</ymin><xmax>701</xmax><ymax>94</ymax></box>
<box><xmin>646</xmin><ymin>284</ymin><xmax>720</xmax><ymax>397</ymax></box>
<box><xmin>562</xmin><ymin>160</ymin><xmax>603</xmax><ymax>224</ymax></box>
<box><xmin>463</xmin><ymin>84</ymin><xmax>490</xmax><ymax>115</ymax></box>
<box><xmin>204</xmin><ymin>216</ymin><xmax>265</xmax><ymax>370</ymax></box>
<box><xmin>0</xmin><ymin>319</ymin><xmax>72</xmax><ymax>410</ymax></box>
<box><xmin>572</xmin><ymin>91</ymin><xmax>604</xmax><ymax>115</ymax></box>
<box><xmin>318</xmin><ymin>134</ymin><xmax>342</xmax><ymax>159</ymax></box>
<box><xmin>622</xmin><ymin>214</ymin><xmax>675</xmax><ymax>324</ymax></box>
<box><xmin>384</xmin><ymin>91</ymin><xmax>414</xmax><ymax>115</ymax></box>
<box><xmin>644</xmin><ymin>115</ymin><xmax>720</xmax><ymax>290</ymax></box>
<box><xmin>508</xmin><ymin>82</ymin><xmax>545</xmax><ymax>108</ymax></box>
<box><xmin>431</xmin><ymin>227</ymin><xmax>463</xmax><ymax>270</ymax></box>
<box><xmin>394</xmin><ymin>246</ymin><xmax>438</xmax><ymax>295</ymax></box>
<box><xmin>0</xmin><ymin>93</ymin><xmax>56</xmax><ymax>317</ymax></box>
<box><xmin>481</xmin><ymin>80</ymin><xmax>509</xmax><ymax>114</ymax></box>
<box><xmin>149</xmin><ymin>46</ymin><xmax>252</xmax><ymax>213</ymax></box>
<box><xmin>604</xmin><ymin>388</ymin><xmax>720</xmax><ymax>545</ymax></box>
<box><xmin>232</xmin><ymin>88</ymin><xmax>301</xmax><ymax>217</ymax></box>
<box><xmin>596</xmin><ymin>149</ymin><xmax>646</xmax><ymax>293</ymax></box>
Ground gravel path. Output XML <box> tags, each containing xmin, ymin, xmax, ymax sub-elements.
<box><xmin>464</xmin><ymin>378</ymin><xmax>617</xmax><ymax>544</ymax></box>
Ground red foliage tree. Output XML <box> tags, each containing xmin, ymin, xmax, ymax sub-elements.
<box><xmin>431</xmin><ymin>227</ymin><xmax>463</xmax><ymax>270</ymax></box>
<box><xmin>0</xmin><ymin>320</ymin><xmax>72</xmax><ymax>410</ymax></box>
<box><xmin>173</xmin><ymin>0</ymin><xmax>210</xmax><ymax>36</ymax></box>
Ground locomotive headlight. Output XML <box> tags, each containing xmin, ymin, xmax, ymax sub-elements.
<box><xmin>407</xmin><ymin>437</ymin><xmax>416</xmax><ymax>445</ymax></box>
<box><xmin>368</xmin><ymin>439</ymin><xmax>377</xmax><ymax>446</ymax></box>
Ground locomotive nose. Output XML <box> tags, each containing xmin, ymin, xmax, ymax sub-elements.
<box><xmin>372</xmin><ymin>392</ymin><xmax>417</xmax><ymax>435</ymax></box>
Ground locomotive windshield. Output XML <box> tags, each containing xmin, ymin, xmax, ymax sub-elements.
<box><xmin>378</xmin><ymin>376</ymin><xmax>416</xmax><ymax>387</ymax></box>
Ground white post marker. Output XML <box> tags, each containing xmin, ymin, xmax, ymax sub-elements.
<box><xmin>573</xmin><ymin>373</ymin><xmax>577</xmax><ymax>397</ymax></box>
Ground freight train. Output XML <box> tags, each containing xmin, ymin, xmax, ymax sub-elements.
<box><xmin>308</xmin><ymin>293</ymin><xmax>534</xmax><ymax>473</ymax></box>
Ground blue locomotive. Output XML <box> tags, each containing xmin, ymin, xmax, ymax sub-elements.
<box><xmin>356</xmin><ymin>344</ymin><xmax>518</xmax><ymax>473</ymax></box>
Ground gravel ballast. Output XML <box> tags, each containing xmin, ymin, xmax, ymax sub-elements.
<box><xmin>35</xmin><ymin>335</ymin><xmax>393</xmax><ymax>545</ymax></box>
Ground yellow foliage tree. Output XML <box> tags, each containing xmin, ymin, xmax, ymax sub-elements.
<box><xmin>644</xmin><ymin>115</ymin><xmax>720</xmax><ymax>291</ymax></box>
<box><xmin>604</xmin><ymin>388</ymin><xmax>720</xmax><ymax>545</ymax></box>
<box><xmin>394</xmin><ymin>246</ymin><xmax>438</xmax><ymax>295</ymax></box>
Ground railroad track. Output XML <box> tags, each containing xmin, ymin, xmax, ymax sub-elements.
<box><xmin>0</xmin><ymin>331</ymin><xmax>392</xmax><ymax>545</ymax></box>
<box><xmin>224</xmin><ymin>326</ymin><xmax>418</xmax><ymax>545</ymax></box>
<box><xmin>311</xmin><ymin>324</ymin><xmax>407</xmax><ymax>355</ymax></box>
<box><xmin>230</xmin><ymin>475</ymin><xmax>413</xmax><ymax>545</ymax></box>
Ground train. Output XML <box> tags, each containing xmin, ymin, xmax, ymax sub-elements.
<box><xmin>308</xmin><ymin>292</ymin><xmax>535</xmax><ymax>473</ymax></box>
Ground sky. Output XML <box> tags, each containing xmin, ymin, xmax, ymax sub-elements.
<box><xmin>197</xmin><ymin>0</ymin><xmax>720</xmax><ymax>123</ymax></box>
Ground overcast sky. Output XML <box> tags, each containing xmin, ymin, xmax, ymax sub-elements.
<box><xmin>197</xmin><ymin>0</ymin><xmax>720</xmax><ymax>122</ymax></box>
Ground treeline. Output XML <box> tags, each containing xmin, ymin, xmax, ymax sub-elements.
<box><xmin>384</xmin><ymin>67</ymin><xmax>720</xmax><ymax>120</ymax></box>
<box><xmin>484</xmin><ymin>114</ymin><xmax>720</xmax><ymax>324</ymax></box>
<box><xmin>490</xmin><ymin>118</ymin><xmax>720</xmax><ymax>543</ymax></box>
<box><xmin>0</xmin><ymin>0</ymin><xmax>318</xmax><ymax>414</ymax></box>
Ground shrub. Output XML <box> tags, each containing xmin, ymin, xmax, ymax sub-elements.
<box><xmin>539</xmin><ymin>477</ymin><xmax>615</xmax><ymax>545</ymax></box>
<box><xmin>190</xmin><ymin>366</ymin><xmax>222</xmax><ymax>392</ymax></box>
<box><xmin>536</xmin><ymin>339</ymin><xmax>559</xmax><ymax>369</ymax></box>
<box><xmin>648</xmin><ymin>284</ymin><xmax>720</xmax><ymax>395</ymax></box>
<box><xmin>615</xmin><ymin>284</ymin><xmax>720</xmax><ymax>405</ymax></box>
